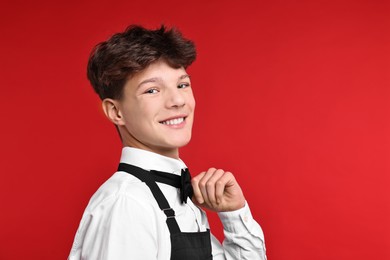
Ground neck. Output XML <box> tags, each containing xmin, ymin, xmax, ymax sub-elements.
<box><xmin>122</xmin><ymin>143</ymin><xmax>180</xmax><ymax>159</ymax></box>
<box><xmin>119</xmin><ymin>128</ymin><xmax>180</xmax><ymax>159</ymax></box>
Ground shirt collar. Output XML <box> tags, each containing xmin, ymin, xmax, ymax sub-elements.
<box><xmin>119</xmin><ymin>147</ymin><xmax>187</xmax><ymax>176</ymax></box>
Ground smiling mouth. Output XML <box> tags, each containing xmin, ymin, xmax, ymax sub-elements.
<box><xmin>159</xmin><ymin>117</ymin><xmax>186</xmax><ymax>125</ymax></box>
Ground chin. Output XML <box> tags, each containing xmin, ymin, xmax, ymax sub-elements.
<box><xmin>170</xmin><ymin>136</ymin><xmax>192</xmax><ymax>148</ymax></box>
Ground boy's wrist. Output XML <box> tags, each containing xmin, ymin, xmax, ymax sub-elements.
<box><xmin>218</xmin><ymin>201</ymin><xmax>253</xmax><ymax>233</ymax></box>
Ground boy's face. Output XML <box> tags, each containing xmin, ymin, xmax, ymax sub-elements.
<box><xmin>113</xmin><ymin>60</ymin><xmax>195</xmax><ymax>158</ymax></box>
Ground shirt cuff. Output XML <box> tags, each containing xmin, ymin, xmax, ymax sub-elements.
<box><xmin>217</xmin><ymin>201</ymin><xmax>255</xmax><ymax>234</ymax></box>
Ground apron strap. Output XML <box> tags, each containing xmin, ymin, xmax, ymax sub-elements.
<box><xmin>118</xmin><ymin>163</ymin><xmax>181</xmax><ymax>234</ymax></box>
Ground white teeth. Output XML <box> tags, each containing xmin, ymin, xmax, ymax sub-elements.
<box><xmin>161</xmin><ymin>117</ymin><xmax>184</xmax><ymax>125</ymax></box>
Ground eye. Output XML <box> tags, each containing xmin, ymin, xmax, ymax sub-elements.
<box><xmin>178</xmin><ymin>83</ymin><xmax>190</xmax><ymax>89</ymax></box>
<box><xmin>144</xmin><ymin>88</ymin><xmax>159</xmax><ymax>94</ymax></box>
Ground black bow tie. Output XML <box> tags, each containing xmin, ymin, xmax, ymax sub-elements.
<box><xmin>150</xmin><ymin>168</ymin><xmax>193</xmax><ymax>204</ymax></box>
<box><xmin>117</xmin><ymin>163</ymin><xmax>193</xmax><ymax>204</ymax></box>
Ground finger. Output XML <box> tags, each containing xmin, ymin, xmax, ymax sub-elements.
<box><xmin>205</xmin><ymin>169</ymin><xmax>225</xmax><ymax>207</ymax></box>
<box><xmin>198</xmin><ymin>168</ymin><xmax>217</xmax><ymax>206</ymax></box>
<box><xmin>191</xmin><ymin>171</ymin><xmax>206</xmax><ymax>204</ymax></box>
<box><xmin>217</xmin><ymin>172</ymin><xmax>245</xmax><ymax>211</ymax></box>
<box><xmin>215</xmin><ymin>171</ymin><xmax>236</xmax><ymax>199</ymax></box>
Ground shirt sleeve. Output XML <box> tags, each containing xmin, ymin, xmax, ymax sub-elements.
<box><xmin>214</xmin><ymin>201</ymin><xmax>267</xmax><ymax>260</ymax></box>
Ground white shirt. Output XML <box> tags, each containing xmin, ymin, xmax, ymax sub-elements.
<box><xmin>69</xmin><ymin>147</ymin><xmax>266</xmax><ymax>259</ymax></box>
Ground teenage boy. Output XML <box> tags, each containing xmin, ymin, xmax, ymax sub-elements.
<box><xmin>68</xmin><ymin>25</ymin><xmax>266</xmax><ymax>260</ymax></box>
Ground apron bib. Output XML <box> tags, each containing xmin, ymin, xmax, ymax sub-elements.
<box><xmin>118</xmin><ymin>163</ymin><xmax>213</xmax><ymax>260</ymax></box>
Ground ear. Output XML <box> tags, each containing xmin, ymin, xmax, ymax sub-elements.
<box><xmin>102</xmin><ymin>98</ymin><xmax>126</xmax><ymax>126</ymax></box>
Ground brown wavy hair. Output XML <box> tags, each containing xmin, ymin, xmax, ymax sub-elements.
<box><xmin>87</xmin><ymin>25</ymin><xmax>197</xmax><ymax>100</ymax></box>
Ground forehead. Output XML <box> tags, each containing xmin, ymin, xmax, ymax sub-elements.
<box><xmin>132</xmin><ymin>60</ymin><xmax>188</xmax><ymax>84</ymax></box>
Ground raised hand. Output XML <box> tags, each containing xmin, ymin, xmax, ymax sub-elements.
<box><xmin>191</xmin><ymin>168</ymin><xmax>246</xmax><ymax>212</ymax></box>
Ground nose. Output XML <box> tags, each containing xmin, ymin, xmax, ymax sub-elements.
<box><xmin>166</xmin><ymin>87</ymin><xmax>185</xmax><ymax>108</ymax></box>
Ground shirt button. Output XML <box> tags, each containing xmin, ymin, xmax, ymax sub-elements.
<box><xmin>243</xmin><ymin>215</ymin><xmax>248</xmax><ymax>222</ymax></box>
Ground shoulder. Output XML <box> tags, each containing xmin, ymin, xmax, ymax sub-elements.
<box><xmin>83</xmin><ymin>171</ymin><xmax>160</xmax><ymax>219</ymax></box>
<box><xmin>75</xmin><ymin>171</ymin><xmax>164</xmax><ymax>237</ymax></box>
<box><xmin>69</xmin><ymin>172</ymin><xmax>166</xmax><ymax>258</ymax></box>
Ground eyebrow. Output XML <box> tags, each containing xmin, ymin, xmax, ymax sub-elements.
<box><xmin>138</xmin><ymin>77</ymin><xmax>160</xmax><ymax>88</ymax></box>
<box><xmin>179</xmin><ymin>74</ymin><xmax>190</xmax><ymax>80</ymax></box>
<box><xmin>137</xmin><ymin>74</ymin><xmax>190</xmax><ymax>88</ymax></box>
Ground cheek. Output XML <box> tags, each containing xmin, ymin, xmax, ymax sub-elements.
<box><xmin>187</xmin><ymin>93</ymin><xmax>196</xmax><ymax>110</ymax></box>
<box><xmin>121</xmin><ymin>104</ymin><xmax>146</xmax><ymax>126</ymax></box>
<box><xmin>121</xmin><ymin>105</ymin><xmax>136</xmax><ymax>122</ymax></box>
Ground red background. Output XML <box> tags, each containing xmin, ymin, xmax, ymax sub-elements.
<box><xmin>0</xmin><ymin>0</ymin><xmax>389</xmax><ymax>259</ymax></box>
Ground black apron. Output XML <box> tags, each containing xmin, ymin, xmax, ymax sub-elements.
<box><xmin>118</xmin><ymin>163</ymin><xmax>213</xmax><ymax>260</ymax></box>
